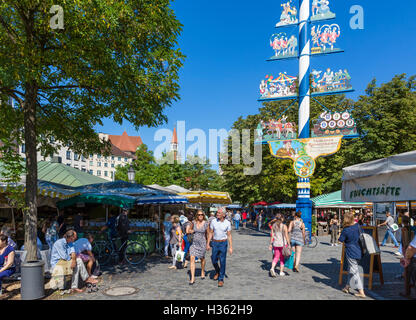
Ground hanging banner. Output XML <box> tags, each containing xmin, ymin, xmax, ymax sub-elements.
<box><xmin>268</xmin><ymin>136</ymin><xmax>343</xmax><ymax>178</ymax></box>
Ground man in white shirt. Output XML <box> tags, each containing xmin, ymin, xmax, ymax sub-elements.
<box><xmin>234</xmin><ymin>211</ymin><xmax>241</xmax><ymax>230</ymax></box>
<box><xmin>378</xmin><ymin>211</ymin><xmax>399</xmax><ymax>247</ymax></box>
<box><xmin>207</xmin><ymin>208</ymin><xmax>233</xmax><ymax>287</ymax></box>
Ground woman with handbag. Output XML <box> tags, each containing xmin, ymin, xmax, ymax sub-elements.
<box><xmin>269</xmin><ymin>214</ymin><xmax>291</xmax><ymax>277</ymax></box>
<box><xmin>338</xmin><ymin>211</ymin><xmax>366</xmax><ymax>298</ymax></box>
<box><xmin>288</xmin><ymin>211</ymin><xmax>306</xmax><ymax>272</ymax></box>
<box><xmin>188</xmin><ymin>210</ymin><xmax>209</xmax><ymax>285</ymax></box>
<box><xmin>169</xmin><ymin>215</ymin><xmax>183</xmax><ymax>270</ymax></box>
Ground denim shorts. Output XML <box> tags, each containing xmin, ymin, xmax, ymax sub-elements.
<box><xmin>291</xmin><ymin>240</ymin><xmax>304</xmax><ymax>247</ymax></box>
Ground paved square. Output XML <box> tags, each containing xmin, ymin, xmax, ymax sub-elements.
<box><xmin>61</xmin><ymin>227</ymin><xmax>407</xmax><ymax>300</ymax></box>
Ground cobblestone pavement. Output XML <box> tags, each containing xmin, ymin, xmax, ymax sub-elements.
<box><xmin>61</xmin><ymin>226</ymin><xmax>410</xmax><ymax>300</ymax></box>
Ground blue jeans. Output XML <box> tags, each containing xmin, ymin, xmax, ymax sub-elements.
<box><xmin>0</xmin><ymin>268</ymin><xmax>15</xmax><ymax>287</ymax></box>
<box><xmin>211</xmin><ymin>241</ymin><xmax>228</xmax><ymax>282</ymax></box>
<box><xmin>381</xmin><ymin>229</ymin><xmax>399</xmax><ymax>247</ymax></box>
<box><xmin>183</xmin><ymin>235</ymin><xmax>191</xmax><ymax>259</ymax></box>
<box><xmin>164</xmin><ymin>235</ymin><xmax>170</xmax><ymax>256</ymax></box>
<box><xmin>235</xmin><ymin>220</ymin><xmax>240</xmax><ymax>230</ymax></box>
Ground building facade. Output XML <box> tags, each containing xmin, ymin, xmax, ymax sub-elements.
<box><xmin>18</xmin><ymin>131</ymin><xmax>142</xmax><ymax>181</ymax></box>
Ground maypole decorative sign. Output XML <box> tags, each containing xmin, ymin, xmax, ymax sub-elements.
<box><xmin>269</xmin><ymin>33</ymin><xmax>298</xmax><ymax>60</ymax></box>
<box><xmin>267</xmin><ymin>136</ymin><xmax>342</xmax><ymax>178</ymax></box>
<box><xmin>256</xmin><ymin>0</ymin><xmax>357</xmax><ymax>237</ymax></box>
<box><xmin>311</xmin><ymin>111</ymin><xmax>358</xmax><ymax>138</ymax></box>
<box><xmin>311</xmin><ymin>24</ymin><xmax>341</xmax><ymax>54</ymax></box>
<box><xmin>256</xmin><ymin>116</ymin><xmax>298</xmax><ymax>143</ymax></box>
<box><xmin>276</xmin><ymin>1</ymin><xmax>299</xmax><ymax>27</ymax></box>
<box><xmin>311</xmin><ymin>0</ymin><xmax>335</xmax><ymax>22</ymax></box>
<box><xmin>259</xmin><ymin>73</ymin><xmax>297</xmax><ymax>101</ymax></box>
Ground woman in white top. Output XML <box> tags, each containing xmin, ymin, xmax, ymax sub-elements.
<box><xmin>269</xmin><ymin>214</ymin><xmax>291</xmax><ymax>277</ymax></box>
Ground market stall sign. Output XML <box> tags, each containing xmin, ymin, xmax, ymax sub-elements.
<box><xmin>268</xmin><ymin>136</ymin><xmax>342</xmax><ymax>178</ymax></box>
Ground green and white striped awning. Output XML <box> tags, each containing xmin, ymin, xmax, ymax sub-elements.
<box><xmin>312</xmin><ymin>190</ymin><xmax>371</xmax><ymax>208</ymax></box>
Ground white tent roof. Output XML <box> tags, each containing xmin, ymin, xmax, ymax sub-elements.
<box><xmin>147</xmin><ymin>184</ymin><xmax>177</xmax><ymax>194</ymax></box>
<box><xmin>166</xmin><ymin>185</ymin><xmax>190</xmax><ymax>193</ymax></box>
<box><xmin>342</xmin><ymin>150</ymin><xmax>416</xmax><ymax>181</ymax></box>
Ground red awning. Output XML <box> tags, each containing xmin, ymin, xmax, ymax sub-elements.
<box><xmin>252</xmin><ymin>201</ymin><xmax>268</xmax><ymax>206</ymax></box>
<box><xmin>268</xmin><ymin>201</ymin><xmax>281</xmax><ymax>205</ymax></box>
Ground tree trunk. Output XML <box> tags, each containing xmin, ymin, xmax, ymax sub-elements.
<box><xmin>23</xmin><ymin>82</ymin><xmax>38</xmax><ymax>261</ymax></box>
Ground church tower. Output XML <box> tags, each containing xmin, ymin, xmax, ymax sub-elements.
<box><xmin>170</xmin><ymin>127</ymin><xmax>178</xmax><ymax>161</ymax></box>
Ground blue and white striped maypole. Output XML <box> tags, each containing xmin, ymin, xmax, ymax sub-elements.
<box><xmin>296</xmin><ymin>0</ymin><xmax>313</xmax><ymax>237</ymax></box>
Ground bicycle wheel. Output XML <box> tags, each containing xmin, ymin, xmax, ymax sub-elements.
<box><xmin>308</xmin><ymin>236</ymin><xmax>318</xmax><ymax>248</ymax></box>
<box><xmin>124</xmin><ymin>241</ymin><xmax>147</xmax><ymax>265</ymax></box>
<box><xmin>93</xmin><ymin>241</ymin><xmax>112</xmax><ymax>266</ymax></box>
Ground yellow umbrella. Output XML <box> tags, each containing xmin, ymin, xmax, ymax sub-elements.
<box><xmin>178</xmin><ymin>191</ymin><xmax>232</xmax><ymax>205</ymax></box>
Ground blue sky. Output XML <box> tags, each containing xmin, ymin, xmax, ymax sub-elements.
<box><xmin>94</xmin><ymin>0</ymin><xmax>416</xmax><ymax>162</ymax></box>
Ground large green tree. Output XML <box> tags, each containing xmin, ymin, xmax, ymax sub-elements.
<box><xmin>0</xmin><ymin>0</ymin><xmax>184</xmax><ymax>260</ymax></box>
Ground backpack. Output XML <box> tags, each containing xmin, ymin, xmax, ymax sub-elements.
<box><xmin>359</xmin><ymin>226</ymin><xmax>380</xmax><ymax>255</ymax></box>
<box><xmin>116</xmin><ymin>214</ymin><xmax>129</xmax><ymax>235</ymax></box>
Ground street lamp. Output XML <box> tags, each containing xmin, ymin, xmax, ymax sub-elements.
<box><xmin>127</xmin><ymin>164</ymin><xmax>135</xmax><ymax>183</ymax></box>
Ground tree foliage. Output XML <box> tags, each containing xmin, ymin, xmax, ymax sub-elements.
<box><xmin>0</xmin><ymin>0</ymin><xmax>184</xmax><ymax>260</ymax></box>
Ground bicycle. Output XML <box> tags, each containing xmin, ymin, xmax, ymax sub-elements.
<box><xmin>304</xmin><ymin>229</ymin><xmax>318</xmax><ymax>248</ymax></box>
<box><xmin>92</xmin><ymin>236</ymin><xmax>147</xmax><ymax>266</ymax></box>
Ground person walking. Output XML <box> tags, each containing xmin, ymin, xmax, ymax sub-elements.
<box><xmin>207</xmin><ymin>208</ymin><xmax>233</xmax><ymax>287</ymax></box>
<box><xmin>242</xmin><ymin>210</ymin><xmax>248</xmax><ymax>229</ymax></box>
<box><xmin>257</xmin><ymin>211</ymin><xmax>263</xmax><ymax>232</ymax></box>
<box><xmin>182</xmin><ymin>212</ymin><xmax>194</xmax><ymax>269</ymax></box>
<box><xmin>162</xmin><ymin>214</ymin><xmax>172</xmax><ymax>259</ymax></box>
<box><xmin>169</xmin><ymin>215</ymin><xmax>183</xmax><ymax>270</ymax></box>
<box><xmin>288</xmin><ymin>211</ymin><xmax>306</xmax><ymax>273</ymax></box>
<box><xmin>338</xmin><ymin>211</ymin><xmax>366</xmax><ymax>298</ymax></box>
<box><xmin>189</xmin><ymin>210</ymin><xmax>209</xmax><ymax>285</ymax></box>
<box><xmin>269</xmin><ymin>214</ymin><xmax>291</xmax><ymax>277</ymax></box>
<box><xmin>329</xmin><ymin>214</ymin><xmax>340</xmax><ymax>246</ymax></box>
<box><xmin>234</xmin><ymin>211</ymin><xmax>241</xmax><ymax>231</ymax></box>
<box><xmin>378</xmin><ymin>211</ymin><xmax>400</xmax><ymax>247</ymax></box>
<box><xmin>116</xmin><ymin>209</ymin><xmax>130</xmax><ymax>264</ymax></box>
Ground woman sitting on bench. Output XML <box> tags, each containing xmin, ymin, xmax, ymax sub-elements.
<box><xmin>0</xmin><ymin>234</ymin><xmax>15</xmax><ymax>295</ymax></box>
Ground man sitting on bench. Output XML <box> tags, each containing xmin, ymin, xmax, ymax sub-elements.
<box><xmin>50</xmin><ymin>230</ymin><xmax>97</xmax><ymax>293</ymax></box>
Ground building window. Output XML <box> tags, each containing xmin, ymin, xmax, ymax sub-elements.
<box><xmin>89</xmin><ymin>170</ymin><xmax>93</xmax><ymax>175</ymax></box>
<box><xmin>66</xmin><ymin>151</ymin><xmax>71</xmax><ymax>160</ymax></box>
<box><xmin>118</xmin><ymin>157</ymin><xmax>121</xmax><ymax>161</ymax></box>
<box><xmin>111</xmin><ymin>172</ymin><xmax>114</xmax><ymax>179</ymax></box>
<box><xmin>104</xmin><ymin>163</ymin><xmax>108</xmax><ymax>168</ymax></box>
<box><xmin>81</xmin><ymin>168</ymin><xmax>86</xmax><ymax>172</ymax></box>
<box><xmin>89</xmin><ymin>154</ymin><xmax>93</xmax><ymax>158</ymax></box>
<box><xmin>97</xmin><ymin>170</ymin><xmax>101</xmax><ymax>176</ymax></box>
<box><xmin>104</xmin><ymin>171</ymin><xmax>108</xmax><ymax>177</ymax></box>
<box><xmin>81</xmin><ymin>155</ymin><xmax>86</xmax><ymax>162</ymax></box>
<box><xmin>74</xmin><ymin>153</ymin><xmax>79</xmax><ymax>161</ymax></box>
<box><xmin>97</xmin><ymin>162</ymin><xmax>101</xmax><ymax>167</ymax></box>
<box><xmin>66</xmin><ymin>163</ymin><xmax>71</xmax><ymax>166</ymax></box>
<box><xmin>124</xmin><ymin>158</ymin><xmax>128</xmax><ymax>162</ymax></box>
<box><xmin>111</xmin><ymin>156</ymin><xmax>114</xmax><ymax>161</ymax></box>
<box><xmin>21</xmin><ymin>144</ymin><xmax>25</xmax><ymax>153</ymax></box>
<box><xmin>111</xmin><ymin>163</ymin><xmax>115</xmax><ymax>168</ymax></box>
<box><xmin>89</xmin><ymin>161</ymin><xmax>93</xmax><ymax>166</ymax></box>
<box><xmin>97</xmin><ymin>154</ymin><xmax>101</xmax><ymax>159</ymax></box>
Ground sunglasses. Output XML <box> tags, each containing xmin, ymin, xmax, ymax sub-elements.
<box><xmin>197</xmin><ymin>214</ymin><xmax>204</xmax><ymax>216</ymax></box>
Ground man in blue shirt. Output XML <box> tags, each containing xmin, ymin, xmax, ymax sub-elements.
<box><xmin>50</xmin><ymin>230</ymin><xmax>97</xmax><ymax>292</ymax></box>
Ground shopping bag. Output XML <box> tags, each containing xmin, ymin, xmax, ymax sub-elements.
<box><xmin>175</xmin><ymin>249</ymin><xmax>185</xmax><ymax>263</ymax></box>
<box><xmin>284</xmin><ymin>251</ymin><xmax>295</xmax><ymax>270</ymax></box>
